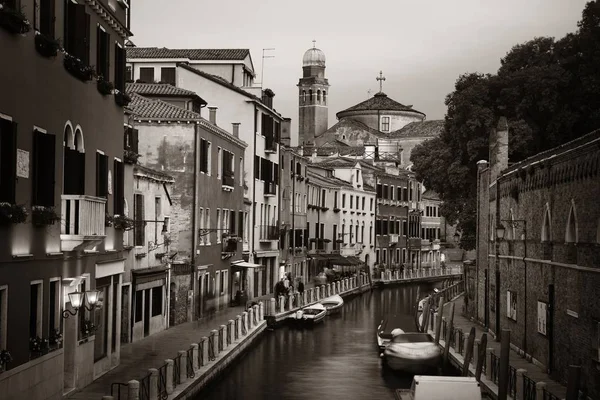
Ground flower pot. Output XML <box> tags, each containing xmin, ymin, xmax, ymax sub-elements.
<box><xmin>114</xmin><ymin>91</ymin><xmax>131</xmax><ymax>107</ymax></box>
<box><xmin>34</xmin><ymin>33</ymin><xmax>60</xmax><ymax>57</ymax></box>
<box><xmin>63</xmin><ymin>54</ymin><xmax>95</xmax><ymax>82</ymax></box>
<box><xmin>97</xmin><ymin>79</ymin><xmax>114</xmax><ymax>96</ymax></box>
<box><xmin>0</xmin><ymin>8</ymin><xmax>31</xmax><ymax>35</ymax></box>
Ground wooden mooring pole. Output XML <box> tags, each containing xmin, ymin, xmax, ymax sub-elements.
<box><xmin>462</xmin><ymin>326</ymin><xmax>476</xmax><ymax>376</ymax></box>
<box><xmin>442</xmin><ymin>302</ymin><xmax>455</xmax><ymax>368</ymax></box>
<box><xmin>434</xmin><ymin>296</ymin><xmax>445</xmax><ymax>345</ymax></box>
<box><xmin>475</xmin><ymin>333</ymin><xmax>487</xmax><ymax>381</ymax></box>
<box><xmin>498</xmin><ymin>329</ymin><xmax>511</xmax><ymax>400</ymax></box>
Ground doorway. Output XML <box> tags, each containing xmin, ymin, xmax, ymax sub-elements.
<box><xmin>143</xmin><ymin>289</ymin><xmax>150</xmax><ymax>337</ymax></box>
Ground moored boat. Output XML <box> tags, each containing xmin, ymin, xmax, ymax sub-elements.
<box><xmin>294</xmin><ymin>303</ymin><xmax>327</xmax><ymax>326</ymax></box>
<box><xmin>395</xmin><ymin>376</ymin><xmax>483</xmax><ymax>400</ymax></box>
<box><xmin>376</xmin><ymin>314</ymin><xmax>405</xmax><ymax>351</ymax></box>
<box><xmin>320</xmin><ymin>295</ymin><xmax>344</xmax><ymax>315</ymax></box>
<box><xmin>382</xmin><ymin>331</ymin><xmax>442</xmax><ymax>374</ymax></box>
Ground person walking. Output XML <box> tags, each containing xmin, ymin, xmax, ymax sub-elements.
<box><xmin>297</xmin><ymin>279</ymin><xmax>305</xmax><ymax>294</ymax></box>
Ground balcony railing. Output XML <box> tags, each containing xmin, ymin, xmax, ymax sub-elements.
<box><xmin>222</xmin><ymin>174</ymin><xmax>234</xmax><ymax>188</ymax></box>
<box><xmin>265</xmin><ymin>135</ymin><xmax>277</xmax><ymax>153</ymax></box>
<box><xmin>264</xmin><ymin>181</ymin><xmax>276</xmax><ymax>196</ymax></box>
<box><xmin>259</xmin><ymin>225</ymin><xmax>279</xmax><ymax>241</ymax></box>
<box><xmin>60</xmin><ymin>195</ymin><xmax>106</xmax><ymax>251</ymax></box>
<box><xmin>389</xmin><ymin>234</ymin><xmax>399</xmax><ymax>244</ymax></box>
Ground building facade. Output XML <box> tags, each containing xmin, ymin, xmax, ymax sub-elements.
<box><xmin>471</xmin><ymin>119</ymin><xmax>600</xmax><ymax>398</ymax></box>
<box><xmin>0</xmin><ymin>0</ymin><xmax>131</xmax><ymax>397</ymax></box>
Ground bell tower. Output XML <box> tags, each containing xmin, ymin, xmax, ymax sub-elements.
<box><xmin>298</xmin><ymin>41</ymin><xmax>329</xmax><ymax>146</ymax></box>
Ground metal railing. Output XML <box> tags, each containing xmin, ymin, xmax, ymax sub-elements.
<box><xmin>543</xmin><ymin>389</ymin><xmax>561</xmax><ymax>400</ymax></box>
<box><xmin>158</xmin><ymin>362</ymin><xmax>169</xmax><ymax>400</ymax></box>
<box><xmin>508</xmin><ymin>365</ymin><xmax>517</xmax><ymax>398</ymax></box>
<box><xmin>523</xmin><ymin>375</ymin><xmax>537</xmax><ymax>400</ymax></box>
<box><xmin>208</xmin><ymin>333</ymin><xmax>216</xmax><ymax>361</ymax></box>
<box><xmin>490</xmin><ymin>352</ymin><xmax>499</xmax><ymax>384</ymax></box>
<box><xmin>139</xmin><ymin>371</ymin><xmax>151</xmax><ymax>400</ymax></box>
<box><xmin>111</xmin><ymin>383</ymin><xmax>128</xmax><ymax>400</ymax></box>
<box><xmin>173</xmin><ymin>353</ymin><xmax>182</xmax><ymax>387</ymax></box>
<box><xmin>186</xmin><ymin>347</ymin><xmax>195</xmax><ymax>379</ymax></box>
<box><xmin>448</xmin><ymin>326</ymin><xmax>456</xmax><ymax>349</ymax></box>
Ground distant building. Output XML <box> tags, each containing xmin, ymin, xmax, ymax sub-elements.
<box><xmin>472</xmin><ymin>120</ymin><xmax>600</xmax><ymax>398</ymax></box>
<box><xmin>298</xmin><ymin>43</ymin><xmax>330</xmax><ymax>146</ymax></box>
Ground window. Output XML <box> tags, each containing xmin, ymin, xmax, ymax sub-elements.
<box><xmin>114</xmin><ymin>159</ymin><xmax>124</xmax><ymax>214</ymax></box>
<box><xmin>222</xmin><ymin>150</ymin><xmax>234</xmax><ymax>187</ymax></box>
<box><xmin>160</xmin><ymin>67</ymin><xmax>176</xmax><ymax>85</ymax></box>
<box><xmin>139</xmin><ymin>67</ymin><xmax>154</xmax><ymax>83</ymax></box>
<box><xmin>350</xmin><ymin>195</ymin><xmax>353</xmax><ymax>209</ymax></box>
<box><xmin>0</xmin><ymin>286</ymin><xmax>7</xmax><ymax>351</ymax></box>
<box><xmin>342</xmin><ymin>194</ymin><xmax>346</xmax><ymax>207</ymax></box>
<box><xmin>302</xmin><ymin>90</ymin><xmax>306</xmax><ymax>103</ymax></box>
<box><xmin>200</xmin><ymin>139</ymin><xmax>211</xmax><ymax>174</ymax></box>
<box><xmin>205</xmin><ymin>208</ymin><xmax>211</xmax><ymax>244</ymax></box>
<box><xmin>96</xmin><ymin>25</ymin><xmax>110</xmax><ymax>80</ymax></box>
<box><xmin>34</xmin><ymin>0</ymin><xmax>55</xmax><ymax>37</ymax></box>
<box><xmin>32</xmin><ymin>129</ymin><xmax>56</xmax><ymax>207</ymax></box>
<box><xmin>134</xmin><ymin>290</ymin><xmax>143</xmax><ymax>322</ymax></box>
<box><xmin>370</xmin><ymin>198</ymin><xmax>373</xmax><ymax>211</ymax></box>
<box><xmin>96</xmin><ymin>151</ymin><xmax>109</xmax><ymax>197</ymax></box>
<box><xmin>30</xmin><ymin>281</ymin><xmax>43</xmax><ymax>339</ymax></box>
<box><xmin>321</xmin><ymin>189</ymin><xmax>326</xmax><ymax>208</ymax></box>
<box><xmin>49</xmin><ymin>279</ymin><xmax>60</xmax><ymax>332</ymax></box>
<box><xmin>154</xmin><ymin>197</ymin><xmax>161</xmax><ymax>242</ymax></box>
<box><xmin>125</xmin><ymin>65</ymin><xmax>133</xmax><ymax>82</ymax></box>
<box><xmin>0</xmin><ymin>116</ymin><xmax>17</xmax><ymax>203</ymax></box>
<box><xmin>362</xmin><ymin>197</ymin><xmax>365</xmax><ymax>210</ymax></box>
<box><xmin>216</xmin><ymin>147</ymin><xmax>222</xmax><ymax>179</ymax></box>
<box><xmin>381</xmin><ymin>116</ymin><xmax>390</xmax><ymax>132</ymax></box>
<box><xmin>216</xmin><ymin>209</ymin><xmax>221</xmax><ymax>243</ymax></box>
<box><xmin>323</xmin><ymin>91</ymin><xmax>327</xmax><ymax>105</ymax></box>
<box><xmin>151</xmin><ymin>286</ymin><xmax>163</xmax><ymax>316</ymax></box>
<box><xmin>239</xmin><ymin>157</ymin><xmax>243</xmax><ymax>187</ymax></box>
<box><xmin>238</xmin><ymin>210</ymin><xmax>244</xmax><ymax>238</ymax></box>
<box><xmin>115</xmin><ymin>44</ymin><xmax>126</xmax><ymax>92</ymax></box>
<box><xmin>317</xmin><ymin>90</ymin><xmax>321</xmax><ymax>102</ymax></box>
<box><xmin>64</xmin><ymin>0</ymin><xmax>90</xmax><ymax>65</ymax></box>
<box><xmin>134</xmin><ymin>193</ymin><xmax>145</xmax><ymax>246</ymax></box>
<box><xmin>220</xmin><ymin>270</ymin><xmax>227</xmax><ymax>294</ymax></box>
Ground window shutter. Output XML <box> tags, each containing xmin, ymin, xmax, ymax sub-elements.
<box><xmin>132</xmin><ymin>128</ymin><xmax>139</xmax><ymax>153</ymax></box>
<box><xmin>237</xmin><ymin>211</ymin><xmax>243</xmax><ymax>238</ymax></box>
<box><xmin>114</xmin><ymin>44</ymin><xmax>125</xmax><ymax>91</ymax></box>
<box><xmin>40</xmin><ymin>0</ymin><xmax>56</xmax><ymax>37</ymax></box>
<box><xmin>73</xmin><ymin>4</ymin><xmax>89</xmax><ymax>63</ymax></box>
<box><xmin>65</xmin><ymin>0</ymin><xmax>77</xmax><ymax>54</ymax></box>
<box><xmin>96</xmin><ymin>26</ymin><xmax>102</xmax><ymax>76</ymax></box>
<box><xmin>0</xmin><ymin>120</ymin><xmax>17</xmax><ymax>203</ymax></box>
<box><xmin>33</xmin><ymin>131</ymin><xmax>56</xmax><ymax>207</ymax></box>
<box><xmin>229</xmin><ymin>211</ymin><xmax>235</xmax><ymax>234</ymax></box>
<box><xmin>273</xmin><ymin>163</ymin><xmax>278</xmax><ymax>185</ymax></box>
<box><xmin>96</xmin><ymin>153</ymin><xmax>108</xmax><ymax>197</ymax></box>
<box><xmin>114</xmin><ymin>160</ymin><xmax>124</xmax><ymax>215</ymax></box>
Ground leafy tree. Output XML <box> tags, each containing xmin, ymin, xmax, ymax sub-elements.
<box><xmin>411</xmin><ymin>1</ymin><xmax>600</xmax><ymax>250</ymax></box>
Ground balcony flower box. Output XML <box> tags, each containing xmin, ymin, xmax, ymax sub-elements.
<box><xmin>124</xmin><ymin>149</ymin><xmax>140</xmax><ymax>165</ymax></box>
<box><xmin>63</xmin><ymin>53</ymin><xmax>95</xmax><ymax>82</ymax></box>
<box><xmin>49</xmin><ymin>328</ymin><xmax>63</xmax><ymax>350</ymax></box>
<box><xmin>32</xmin><ymin>205</ymin><xmax>60</xmax><ymax>227</ymax></box>
<box><xmin>0</xmin><ymin>349</ymin><xmax>12</xmax><ymax>369</ymax></box>
<box><xmin>29</xmin><ymin>336</ymin><xmax>49</xmax><ymax>358</ymax></box>
<box><xmin>0</xmin><ymin>4</ymin><xmax>30</xmax><ymax>35</ymax></box>
<box><xmin>335</xmin><ymin>239</ymin><xmax>343</xmax><ymax>243</ymax></box>
<box><xmin>81</xmin><ymin>320</ymin><xmax>96</xmax><ymax>338</ymax></box>
<box><xmin>34</xmin><ymin>32</ymin><xmax>60</xmax><ymax>58</ymax></box>
<box><xmin>114</xmin><ymin>89</ymin><xmax>131</xmax><ymax>107</ymax></box>
<box><xmin>111</xmin><ymin>214</ymin><xmax>135</xmax><ymax>231</ymax></box>
<box><xmin>0</xmin><ymin>203</ymin><xmax>28</xmax><ymax>225</ymax></box>
<box><xmin>97</xmin><ymin>77</ymin><xmax>114</xmax><ymax>96</ymax></box>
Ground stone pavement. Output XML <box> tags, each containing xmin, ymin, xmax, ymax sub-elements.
<box><xmin>68</xmin><ymin>305</ymin><xmax>247</xmax><ymax>399</ymax></box>
<box><xmin>442</xmin><ymin>295</ymin><xmax>567</xmax><ymax>399</ymax></box>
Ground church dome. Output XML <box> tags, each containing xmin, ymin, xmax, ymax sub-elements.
<box><xmin>303</xmin><ymin>47</ymin><xmax>326</xmax><ymax>67</ymax></box>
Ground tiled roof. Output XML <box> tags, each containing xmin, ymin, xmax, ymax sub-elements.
<box><xmin>128</xmin><ymin>94</ymin><xmax>203</xmax><ymax>120</ymax></box>
<box><xmin>306</xmin><ymin>169</ymin><xmax>354</xmax><ymax>189</ymax></box>
<box><xmin>126</xmin><ymin>83</ymin><xmax>207</xmax><ymax>104</ymax></box>
<box><xmin>134</xmin><ymin>164</ymin><xmax>175</xmax><ymax>182</ymax></box>
<box><xmin>388</xmin><ymin>120</ymin><xmax>444</xmax><ymax>138</ymax></box>
<box><xmin>336</xmin><ymin>92</ymin><xmax>425</xmax><ymax>118</ymax></box>
<box><xmin>126</xmin><ymin>47</ymin><xmax>250</xmax><ymax>61</ymax></box>
<box><xmin>312</xmin><ymin>156</ymin><xmax>381</xmax><ymax>172</ymax></box>
<box><xmin>320</xmin><ymin>118</ymin><xmax>385</xmax><ymax>139</ymax></box>
<box><xmin>422</xmin><ymin>189</ymin><xmax>440</xmax><ymax>200</ymax></box>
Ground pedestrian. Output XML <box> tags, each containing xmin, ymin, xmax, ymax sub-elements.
<box><xmin>298</xmin><ymin>279</ymin><xmax>305</xmax><ymax>294</ymax></box>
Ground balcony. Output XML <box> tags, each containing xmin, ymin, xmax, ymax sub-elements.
<box><xmin>265</xmin><ymin>135</ymin><xmax>277</xmax><ymax>154</ymax></box>
<box><xmin>389</xmin><ymin>234</ymin><xmax>399</xmax><ymax>244</ymax></box>
<box><xmin>60</xmin><ymin>195</ymin><xmax>106</xmax><ymax>251</ymax></box>
<box><xmin>259</xmin><ymin>225</ymin><xmax>279</xmax><ymax>242</ymax></box>
<box><xmin>222</xmin><ymin>174</ymin><xmax>234</xmax><ymax>190</ymax></box>
<box><xmin>264</xmin><ymin>181</ymin><xmax>276</xmax><ymax>197</ymax></box>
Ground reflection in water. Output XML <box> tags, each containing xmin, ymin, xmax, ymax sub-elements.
<box><xmin>198</xmin><ymin>283</ymin><xmax>449</xmax><ymax>400</ymax></box>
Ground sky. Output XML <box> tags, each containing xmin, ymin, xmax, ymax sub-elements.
<box><xmin>131</xmin><ymin>0</ymin><xmax>589</xmax><ymax>139</ymax></box>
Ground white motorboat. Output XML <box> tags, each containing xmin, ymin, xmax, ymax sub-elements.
<box><xmin>320</xmin><ymin>295</ymin><xmax>344</xmax><ymax>315</ymax></box>
<box><xmin>294</xmin><ymin>303</ymin><xmax>327</xmax><ymax>326</ymax></box>
<box><xmin>382</xmin><ymin>331</ymin><xmax>442</xmax><ymax>374</ymax></box>
<box><xmin>395</xmin><ymin>376</ymin><xmax>483</xmax><ymax>400</ymax></box>
<box><xmin>376</xmin><ymin>315</ymin><xmax>405</xmax><ymax>351</ymax></box>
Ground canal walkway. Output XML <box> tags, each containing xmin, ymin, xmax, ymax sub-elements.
<box><xmin>434</xmin><ymin>295</ymin><xmax>568</xmax><ymax>400</ymax></box>
<box><xmin>67</xmin><ymin>305</ymin><xmax>248</xmax><ymax>399</ymax></box>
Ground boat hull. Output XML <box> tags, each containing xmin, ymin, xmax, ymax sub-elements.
<box><xmin>323</xmin><ymin>302</ymin><xmax>343</xmax><ymax>315</ymax></box>
<box><xmin>300</xmin><ymin>311</ymin><xmax>326</xmax><ymax>326</ymax></box>
<box><xmin>382</xmin><ymin>353</ymin><xmax>441</xmax><ymax>374</ymax></box>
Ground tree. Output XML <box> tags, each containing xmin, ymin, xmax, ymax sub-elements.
<box><xmin>411</xmin><ymin>1</ymin><xmax>600</xmax><ymax>250</ymax></box>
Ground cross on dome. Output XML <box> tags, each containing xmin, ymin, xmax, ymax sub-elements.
<box><xmin>312</xmin><ymin>39</ymin><xmax>316</xmax><ymax>48</ymax></box>
<box><xmin>376</xmin><ymin>71</ymin><xmax>386</xmax><ymax>93</ymax></box>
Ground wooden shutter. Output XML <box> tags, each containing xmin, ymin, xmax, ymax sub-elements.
<box><xmin>237</xmin><ymin>211</ymin><xmax>243</xmax><ymax>238</ymax></box>
<box><xmin>139</xmin><ymin>68</ymin><xmax>154</xmax><ymax>83</ymax></box>
<box><xmin>229</xmin><ymin>211</ymin><xmax>235</xmax><ymax>234</ymax></box>
<box><xmin>114</xmin><ymin>160</ymin><xmax>124</xmax><ymax>215</ymax></box>
<box><xmin>73</xmin><ymin>3</ymin><xmax>90</xmax><ymax>63</ymax></box>
<box><xmin>273</xmin><ymin>163</ymin><xmax>279</xmax><ymax>185</ymax></box>
<box><xmin>40</xmin><ymin>0</ymin><xmax>56</xmax><ymax>37</ymax></box>
<box><xmin>0</xmin><ymin>119</ymin><xmax>17</xmax><ymax>203</ymax></box>
<box><xmin>96</xmin><ymin>152</ymin><xmax>108</xmax><ymax>197</ymax></box>
<box><xmin>254</xmin><ymin>155</ymin><xmax>260</xmax><ymax>179</ymax></box>
<box><xmin>76</xmin><ymin>150</ymin><xmax>86</xmax><ymax>194</ymax></box>
<box><xmin>200</xmin><ymin>139</ymin><xmax>207</xmax><ymax>172</ymax></box>
<box><xmin>160</xmin><ymin>68</ymin><xmax>176</xmax><ymax>85</ymax></box>
<box><xmin>32</xmin><ymin>130</ymin><xmax>56</xmax><ymax>207</ymax></box>
<box><xmin>114</xmin><ymin>44</ymin><xmax>125</xmax><ymax>91</ymax></box>
<box><xmin>134</xmin><ymin>194</ymin><xmax>145</xmax><ymax>246</ymax></box>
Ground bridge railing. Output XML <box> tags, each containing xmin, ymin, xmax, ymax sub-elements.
<box><xmin>377</xmin><ymin>266</ymin><xmax>463</xmax><ymax>282</ymax></box>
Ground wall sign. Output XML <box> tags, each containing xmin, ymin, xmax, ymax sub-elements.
<box><xmin>507</xmin><ymin>290</ymin><xmax>517</xmax><ymax>321</ymax></box>
<box><xmin>537</xmin><ymin>301</ymin><xmax>547</xmax><ymax>336</ymax></box>
<box><xmin>17</xmin><ymin>149</ymin><xmax>29</xmax><ymax>178</ymax></box>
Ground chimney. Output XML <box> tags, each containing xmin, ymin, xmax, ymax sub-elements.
<box><xmin>208</xmin><ymin>107</ymin><xmax>218</xmax><ymax>125</ymax></box>
<box><xmin>489</xmin><ymin>116</ymin><xmax>508</xmax><ymax>182</ymax></box>
<box><xmin>232</xmin><ymin>123</ymin><xmax>240</xmax><ymax>138</ymax></box>
<box><xmin>281</xmin><ymin>117</ymin><xmax>292</xmax><ymax>146</ymax></box>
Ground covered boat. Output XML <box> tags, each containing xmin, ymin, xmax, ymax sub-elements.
<box><xmin>294</xmin><ymin>303</ymin><xmax>327</xmax><ymax>325</ymax></box>
<box><xmin>395</xmin><ymin>376</ymin><xmax>483</xmax><ymax>400</ymax></box>
<box><xmin>382</xmin><ymin>331</ymin><xmax>442</xmax><ymax>373</ymax></box>
<box><xmin>320</xmin><ymin>295</ymin><xmax>344</xmax><ymax>315</ymax></box>
<box><xmin>376</xmin><ymin>314</ymin><xmax>405</xmax><ymax>351</ymax></box>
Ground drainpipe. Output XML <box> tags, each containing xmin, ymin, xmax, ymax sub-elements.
<box><xmin>251</xmin><ymin>105</ymin><xmax>257</xmax><ymax>262</ymax></box>
<box><xmin>291</xmin><ymin>154</ymin><xmax>296</xmax><ymax>277</ymax></box>
<box><xmin>192</xmin><ymin>122</ymin><xmax>200</xmax><ymax>320</ymax></box>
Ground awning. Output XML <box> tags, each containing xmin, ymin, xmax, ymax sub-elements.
<box><xmin>231</xmin><ymin>261</ymin><xmax>264</xmax><ymax>269</ymax></box>
<box><xmin>345</xmin><ymin>256</ymin><xmax>364</xmax><ymax>266</ymax></box>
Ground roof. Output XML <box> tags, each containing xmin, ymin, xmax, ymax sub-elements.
<box><xmin>134</xmin><ymin>164</ymin><xmax>175</xmax><ymax>182</ymax></box>
<box><xmin>128</xmin><ymin>94</ymin><xmax>203</xmax><ymax>120</ymax></box>
<box><xmin>126</xmin><ymin>47</ymin><xmax>250</xmax><ymax>61</ymax></box>
<box><xmin>320</xmin><ymin>118</ymin><xmax>385</xmax><ymax>139</ymax></box>
<box><xmin>176</xmin><ymin>63</ymin><xmax>282</xmax><ymax>118</ymax></box>
<box><xmin>306</xmin><ymin>169</ymin><xmax>353</xmax><ymax>189</ymax></box>
<box><xmin>126</xmin><ymin>83</ymin><xmax>207</xmax><ymax>105</ymax></box>
<box><xmin>312</xmin><ymin>156</ymin><xmax>381</xmax><ymax>172</ymax></box>
<box><xmin>336</xmin><ymin>92</ymin><xmax>425</xmax><ymax>118</ymax></box>
<box><xmin>388</xmin><ymin>120</ymin><xmax>444</xmax><ymax>138</ymax></box>
<box><xmin>422</xmin><ymin>189</ymin><xmax>440</xmax><ymax>200</ymax></box>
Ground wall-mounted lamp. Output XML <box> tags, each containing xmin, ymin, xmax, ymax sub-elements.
<box><xmin>62</xmin><ymin>289</ymin><xmax>101</xmax><ymax>319</ymax></box>
<box><xmin>496</xmin><ymin>224</ymin><xmax>506</xmax><ymax>241</ymax></box>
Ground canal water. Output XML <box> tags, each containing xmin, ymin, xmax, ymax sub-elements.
<box><xmin>197</xmin><ymin>282</ymin><xmax>457</xmax><ymax>400</ymax></box>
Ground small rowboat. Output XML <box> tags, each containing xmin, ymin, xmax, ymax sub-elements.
<box><xmin>320</xmin><ymin>295</ymin><xmax>344</xmax><ymax>315</ymax></box>
<box><xmin>294</xmin><ymin>303</ymin><xmax>327</xmax><ymax>326</ymax></box>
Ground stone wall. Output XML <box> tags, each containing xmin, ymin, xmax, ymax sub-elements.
<box><xmin>0</xmin><ymin>350</ymin><xmax>63</xmax><ymax>400</ymax></box>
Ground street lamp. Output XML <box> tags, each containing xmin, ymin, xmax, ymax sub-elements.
<box><xmin>63</xmin><ymin>289</ymin><xmax>102</xmax><ymax>318</ymax></box>
<box><xmin>496</xmin><ymin>224</ymin><xmax>506</xmax><ymax>241</ymax></box>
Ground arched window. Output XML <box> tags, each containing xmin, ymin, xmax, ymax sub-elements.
<box><xmin>317</xmin><ymin>90</ymin><xmax>321</xmax><ymax>102</ymax></box>
<box><xmin>302</xmin><ymin>90</ymin><xmax>306</xmax><ymax>103</ymax></box>
<box><xmin>565</xmin><ymin>200</ymin><xmax>578</xmax><ymax>243</ymax></box>
<box><xmin>323</xmin><ymin>91</ymin><xmax>327</xmax><ymax>105</ymax></box>
<box><xmin>64</xmin><ymin>122</ymin><xmax>74</xmax><ymax>149</ymax></box>
<box><xmin>541</xmin><ymin>204</ymin><xmax>552</xmax><ymax>242</ymax></box>
<box><xmin>309</xmin><ymin>89</ymin><xmax>313</xmax><ymax>102</ymax></box>
<box><xmin>74</xmin><ymin>127</ymin><xmax>85</xmax><ymax>152</ymax></box>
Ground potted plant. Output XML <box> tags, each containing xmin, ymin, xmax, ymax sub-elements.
<box><xmin>49</xmin><ymin>328</ymin><xmax>63</xmax><ymax>349</ymax></box>
<box><xmin>105</xmin><ymin>213</ymin><xmax>114</xmax><ymax>228</ymax></box>
<box><xmin>34</xmin><ymin>32</ymin><xmax>60</xmax><ymax>57</ymax></box>
<box><xmin>0</xmin><ymin>349</ymin><xmax>12</xmax><ymax>368</ymax></box>
<box><xmin>63</xmin><ymin>53</ymin><xmax>95</xmax><ymax>82</ymax></box>
<box><xmin>97</xmin><ymin>76</ymin><xmax>114</xmax><ymax>96</ymax></box>
<box><xmin>112</xmin><ymin>214</ymin><xmax>135</xmax><ymax>230</ymax></box>
<box><xmin>0</xmin><ymin>3</ymin><xmax>30</xmax><ymax>35</ymax></box>
<box><xmin>114</xmin><ymin>89</ymin><xmax>131</xmax><ymax>107</ymax></box>
<box><xmin>0</xmin><ymin>203</ymin><xmax>28</xmax><ymax>225</ymax></box>
<box><xmin>124</xmin><ymin>149</ymin><xmax>140</xmax><ymax>164</ymax></box>
<box><xmin>81</xmin><ymin>320</ymin><xmax>96</xmax><ymax>338</ymax></box>
<box><xmin>29</xmin><ymin>336</ymin><xmax>48</xmax><ymax>355</ymax></box>
<box><xmin>31</xmin><ymin>205</ymin><xmax>60</xmax><ymax>227</ymax></box>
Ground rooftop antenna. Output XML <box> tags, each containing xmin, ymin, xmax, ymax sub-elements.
<box><xmin>260</xmin><ymin>48</ymin><xmax>275</xmax><ymax>89</ymax></box>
